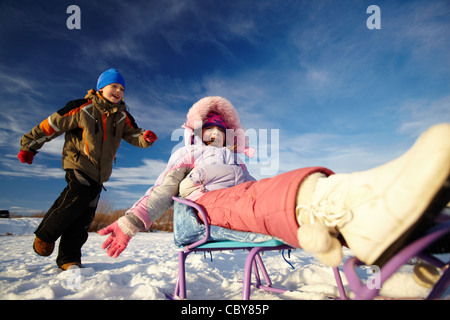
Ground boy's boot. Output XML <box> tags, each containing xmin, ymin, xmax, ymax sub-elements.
<box><xmin>297</xmin><ymin>124</ymin><xmax>450</xmax><ymax>267</ymax></box>
<box><xmin>33</xmin><ymin>236</ymin><xmax>55</xmax><ymax>256</ymax></box>
<box><xmin>60</xmin><ymin>262</ymin><xmax>83</xmax><ymax>271</ymax></box>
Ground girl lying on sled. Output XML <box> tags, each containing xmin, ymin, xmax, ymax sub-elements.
<box><xmin>100</xmin><ymin>96</ymin><xmax>450</xmax><ymax>268</ymax></box>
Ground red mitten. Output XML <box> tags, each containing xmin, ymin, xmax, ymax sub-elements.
<box><xmin>18</xmin><ymin>150</ymin><xmax>34</xmax><ymax>164</ymax></box>
<box><xmin>143</xmin><ymin>130</ymin><xmax>158</xmax><ymax>144</ymax></box>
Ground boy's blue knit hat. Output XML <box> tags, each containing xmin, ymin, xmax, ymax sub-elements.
<box><xmin>97</xmin><ymin>68</ymin><xmax>126</xmax><ymax>91</ymax></box>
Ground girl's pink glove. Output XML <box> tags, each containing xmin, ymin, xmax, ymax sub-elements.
<box><xmin>98</xmin><ymin>221</ymin><xmax>132</xmax><ymax>258</ymax></box>
<box><xmin>143</xmin><ymin>130</ymin><xmax>158</xmax><ymax>144</ymax></box>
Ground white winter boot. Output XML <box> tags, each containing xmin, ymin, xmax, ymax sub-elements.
<box><xmin>296</xmin><ymin>123</ymin><xmax>450</xmax><ymax>267</ymax></box>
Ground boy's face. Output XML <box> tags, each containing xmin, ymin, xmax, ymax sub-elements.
<box><xmin>202</xmin><ymin>126</ymin><xmax>225</xmax><ymax>147</ymax></box>
<box><xmin>99</xmin><ymin>83</ymin><xmax>124</xmax><ymax>103</ymax></box>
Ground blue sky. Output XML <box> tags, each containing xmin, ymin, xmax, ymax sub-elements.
<box><xmin>0</xmin><ymin>0</ymin><xmax>449</xmax><ymax>214</ymax></box>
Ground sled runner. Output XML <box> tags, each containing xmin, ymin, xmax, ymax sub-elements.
<box><xmin>341</xmin><ymin>212</ymin><xmax>450</xmax><ymax>300</ymax></box>
<box><xmin>167</xmin><ymin>196</ymin><xmax>346</xmax><ymax>300</ymax></box>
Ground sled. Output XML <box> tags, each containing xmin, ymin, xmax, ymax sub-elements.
<box><xmin>167</xmin><ymin>196</ymin><xmax>346</xmax><ymax>300</ymax></box>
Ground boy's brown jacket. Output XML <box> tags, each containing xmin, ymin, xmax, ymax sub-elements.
<box><xmin>20</xmin><ymin>90</ymin><xmax>152</xmax><ymax>184</ymax></box>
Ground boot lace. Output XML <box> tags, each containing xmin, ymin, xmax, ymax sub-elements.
<box><xmin>296</xmin><ymin>200</ymin><xmax>353</xmax><ymax>229</ymax></box>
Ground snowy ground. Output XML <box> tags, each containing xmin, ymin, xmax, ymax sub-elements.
<box><xmin>0</xmin><ymin>218</ymin><xmax>448</xmax><ymax>300</ymax></box>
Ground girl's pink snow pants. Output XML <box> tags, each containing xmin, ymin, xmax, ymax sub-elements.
<box><xmin>195</xmin><ymin>167</ymin><xmax>334</xmax><ymax>247</ymax></box>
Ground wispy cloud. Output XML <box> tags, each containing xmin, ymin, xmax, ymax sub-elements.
<box><xmin>102</xmin><ymin>158</ymin><xmax>168</xmax><ymax>208</ymax></box>
<box><xmin>124</xmin><ymin>95</ymin><xmax>187</xmax><ymax>137</ymax></box>
<box><xmin>388</xmin><ymin>2</ymin><xmax>450</xmax><ymax>64</ymax></box>
<box><xmin>276</xmin><ymin>132</ymin><xmax>409</xmax><ymax>175</ymax></box>
<box><xmin>397</xmin><ymin>95</ymin><xmax>450</xmax><ymax>138</ymax></box>
<box><xmin>0</xmin><ymin>70</ymin><xmax>41</xmax><ymax>97</ymax></box>
<box><xmin>105</xmin><ymin>158</ymin><xmax>167</xmax><ymax>188</ymax></box>
<box><xmin>0</xmin><ymin>155</ymin><xmax>64</xmax><ymax>179</ymax></box>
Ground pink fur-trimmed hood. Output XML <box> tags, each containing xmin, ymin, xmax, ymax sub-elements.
<box><xmin>185</xmin><ymin>96</ymin><xmax>243</xmax><ymax>132</ymax></box>
<box><xmin>183</xmin><ymin>96</ymin><xmax>255</xmax><ymax>157</ymax></box>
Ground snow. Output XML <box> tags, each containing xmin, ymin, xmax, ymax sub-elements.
<box><xmin>0</xmin><ymin>218</ymin><xmax>448</xmax><ymax>300</ymax></box>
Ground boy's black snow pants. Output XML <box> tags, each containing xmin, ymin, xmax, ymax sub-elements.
<box><xmin>34</xmin><ymin>169</ymin><xmax>102</xmax><ymax>267</ymax></box>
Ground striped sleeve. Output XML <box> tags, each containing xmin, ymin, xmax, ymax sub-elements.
<box><xmin>19</xmin><ymin>100</ymin><xmax>85</xmax><ymax>152</ymax></box>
